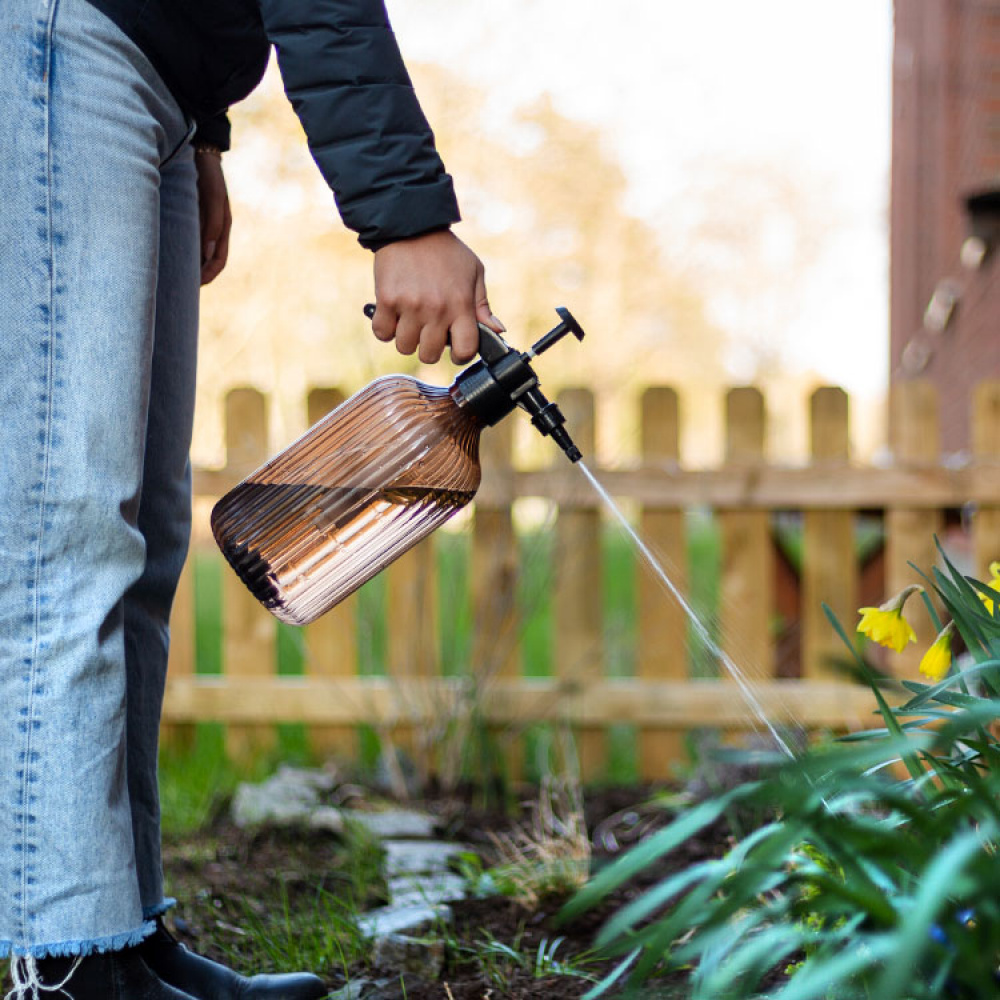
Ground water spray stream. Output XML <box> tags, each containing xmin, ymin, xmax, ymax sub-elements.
<box><xmin>576</xmin><ymin>461</ymin><xmax>799</xmax><ymax>763</ymax></box>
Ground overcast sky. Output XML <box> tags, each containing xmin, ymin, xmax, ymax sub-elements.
<box><xmin>387</xmin><ymin>0</ymin><xmax>894</xmax><ymax>394</ymax></box>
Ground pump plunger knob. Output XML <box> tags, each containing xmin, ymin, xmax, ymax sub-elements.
<box><xmin>530</xmin><ymin>307</ymin><xmax>586</xmax><ymax>357</ymax></box>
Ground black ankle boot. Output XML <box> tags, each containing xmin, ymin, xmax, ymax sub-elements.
<box><xmin>9</xmin><ymin>948</ymin><xmax>197</xmax><ymax>999</ymax></box>
<box><xmin>139</xmin><ymin>920</ymin><xmax>328</xmax><ymax>1000</ymax></box>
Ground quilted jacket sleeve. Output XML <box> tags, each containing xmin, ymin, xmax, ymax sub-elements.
<box><xmin>256</xmin><ymin>0</ymin><xmax>461</xmax><ymax>249</ymax></box>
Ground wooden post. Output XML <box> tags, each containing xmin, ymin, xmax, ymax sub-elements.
<box><xmin>163</xmin><ymin>554</ymin><xmax>196</xmax><ymax>752</ymax></box>
<box><xmin>886</xmin><ymin>381</ymin><xmax>942</xmax><ymax>677</ymax></box>
<box><xmin>719</xmin><ymin>388</ymin><xmax>774</xmax><ymax>682</ymax></box>
<box><xmin>802</xmin><ymin>387</ymin><xmax>857</xmax><ymax>681</ymax></box>
<box><xmin>222</xmin><ymin>388</ymin><xmax>277</xmax><ymax>762</ymax></box>
<box><xmin>637</xmin><ymin>387</ymin><xmax>687</xmax><ymax>780</ymax></box>
<box><xmin>972</xmin><ymin>381</ymin><xmax>1000</xmax><ymax>580</ymax></box>
<box><xmin>303</xmin><ymin>388</ymin><xmax>358</xmax><ymax>763</ymax></box>
<box><xmin>385</xmin><ymin>534</ymin><xmax>439</xmax><ymax>789</ymax></box>
<box><xmin>554</xmin><ymin>388</ymin><xmax>604</xmax><ymax>781</ymax></box>
<box><xmin>471</xmin><ymin>420</ymin><xmax>522</xmax><ymax>781</ymax></box>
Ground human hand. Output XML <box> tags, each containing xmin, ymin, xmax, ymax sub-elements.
<box><xmin>371</xmin><ymin>229</ymin><xmax>504</xmax><ymax>364</ymax></box>
<box><xmin>194</xmin><ymin>148</ymin><xmax>232</xmax><ymax>285</ymax></box>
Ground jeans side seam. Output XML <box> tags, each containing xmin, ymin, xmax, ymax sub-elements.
<box><xmin>19</xmin><ymin>0</ymin><xmax>59</xmax><ymax>944</ymax></box>
<box><xmin>160</xmin><ymin>120</ymin><xmax>196</xmax><ymax>169</ymax></box>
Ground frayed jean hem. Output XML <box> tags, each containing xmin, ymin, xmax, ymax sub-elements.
<box><xmin>0</xmin><ymin>919</ymin><xmax>156</xmax><ymax>959</ymax></box>
<box><xmin>142</xmin><ymin>898</ymin><xmax>176</xmax><ymax>920</ymax></box>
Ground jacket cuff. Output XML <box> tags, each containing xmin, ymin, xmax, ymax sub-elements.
<box><xmin>362</xmin><ymin>225</ymin><xmax>455</xmax><ymax>254</ymax></box>
<box><xmin>192</xmin><ymin>112</ymin><xmax>232</xmax><ymax>152</ymax></box>
<box><xmin>350</xmin><ymin>179</ymin><xmax>461</xmax><ymax>252</ymax></box>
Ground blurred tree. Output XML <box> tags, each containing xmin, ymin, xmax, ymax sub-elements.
<box><xmin>667</xmin><ymin>157</ymin><xmax>836</xmax><ymax>382</ymax></box>
<box><xmin>196</xmin><ymin>60</ymin><xmax>770</xmax><ymax>465</ymax></box>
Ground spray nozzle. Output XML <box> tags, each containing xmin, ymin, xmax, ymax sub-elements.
<box><xmin>362</xmin><ymin>303</ymin><xmax>585</xmax><ymax>463</ymax></box>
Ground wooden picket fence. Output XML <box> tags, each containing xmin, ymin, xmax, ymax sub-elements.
<box><xmin>161</xmin><ymin>380</ymin><xmax>1000</xmax><ymax>781</ymax></box>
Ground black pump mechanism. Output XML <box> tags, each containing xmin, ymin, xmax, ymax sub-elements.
<box><xmin>363</xmin><ymin>304</ymin><xmax>586</xmax><ymax>463</ymax></box>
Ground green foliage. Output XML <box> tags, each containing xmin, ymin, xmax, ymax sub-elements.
<box><xmin>225</xmin><ymin>879</ymin><xmax>371</xmax><ymax>978</ymax></box>
<box><xmin>158</xmin><ymin>728</ymin><xmax>246</xmax><ymax>836</ymax></box>
<box><xmin>563</xmin><ymin>547</ymin><xmax>1000</xmax><ymax>999</ymax></box>
<box><xmin>458</xmin><ymin>928</ymin><xmax>599</xmax><ymax>992</ymax></box>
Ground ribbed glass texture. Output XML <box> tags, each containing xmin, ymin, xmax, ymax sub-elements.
<box><xmin>211</xmin><ymin>376</ymin><xmax>482</xmax><ymax>625</ymax></box>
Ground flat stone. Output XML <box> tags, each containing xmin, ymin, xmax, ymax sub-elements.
<box><xmin>328</xmin><ymin>979</ymin><xmax>398</xmax><ymax>1000</ymax></box>
<box><xmin>387</xmin><ymin>872</ymin><xmax>467</xmax><ymax>907</ymax></box>
<box><xmin>382</xmin><ymin>840</ymin><xmax>470</xmax><ymax>877</ymax></box>
<box><xmin>308</xmin><ymin>806</ymin><xmax>345</xmax><ymax>834</ymax></box>
<box><xmin>356</xmin><ymin>902</ymin><xmax>452</xmax><ymax>941</ymax></box>
<box><xmin>328</xmin><ymin>980</ymin><xmax>374</xmax><ymax>1000</ymax></box>
<box><xmin>342</xmin><ymin>808</ymin><xmax>438</xmax><ymax>839</ymax></box>
<box><xmin>274</xmin><ymin>764</ymin><xmax>337</xmax><ymax>792</ymax></box>
<box><xmin>373</xmin><ymin>932</ymin><xmax>445</xmax><ymax>980</ymax></box>
<box><xmin>231</xmin><ymin>777</ymin><xmax>318</xmax><ymax>828</ymax></box>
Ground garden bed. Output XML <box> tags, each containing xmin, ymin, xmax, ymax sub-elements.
<box><xmin>161</xmin><ymin>784</ymin><xmax>736</xmax><ymax>999</ymax></box>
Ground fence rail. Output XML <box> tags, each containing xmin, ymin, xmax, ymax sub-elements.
<box><xmin>163</xmin><ymin>380</ymin><xmax>1000</xmax><ymax>780</ymax></box>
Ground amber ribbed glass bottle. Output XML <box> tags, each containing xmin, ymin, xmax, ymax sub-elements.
<box><xmin>211</xmin><ymin>376</ymin><xmax>482</xmax><ymax>625</ymax></box>
<box><xmin>213</xmin><ymin>307</ymin><xmax>585</xmax><ymax>625</ymax></box>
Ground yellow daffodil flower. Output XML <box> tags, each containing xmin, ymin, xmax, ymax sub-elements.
<box><xmin>978</xmin><ymin>561</ymin><xmax>1000</xmax><ymax>615</ymax></box>
<box><xmin>856</xmin><ymin>585</ymin><xmax>922</xmax><ymax>653</ymax></box>
<box><xmin>919</xmin><ymin>622</ymin><xmax>955</xmax><ymax>682</ymax></box>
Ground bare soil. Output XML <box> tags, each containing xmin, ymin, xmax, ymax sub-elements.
<box><xmin>161</xmin><ymin>785</ymin><xmax>735</xmax><ymax>1000</ymax></box>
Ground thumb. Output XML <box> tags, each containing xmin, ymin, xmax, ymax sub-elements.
<box><xmin>475</xmin><ymin>273</ymin><xmax>506</xmax><ymax>334</ymax></box>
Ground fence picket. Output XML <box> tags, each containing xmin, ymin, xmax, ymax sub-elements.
<box><xmin>303</xmin><ymin>388</ymin><xmax>359</xmax><ymax>762</ymax></box>
<box><xmin>385</xmin><ymin>536</ymin><xmax>438</xmax><ymax>790</ymax></box>
<box><xmin>886</xmin><ymin>381</ymin><xmax>942</xmax><ymax>677</ymax></box>
<box><xmin>471</xmin><ymin>420</ymin><xmax>522</xmax><ymax>781</ymax></box>
<box><xmin>221</xmin><ymin>388</ymin><xmax>276</xmax><ymax>761</ymax></box>
<box><xmin>802</xmin><ymin>387</ymin><xmax>856</xmax><ymax>683</ymax></box>
<box><xmin>719</xmin><ymin>388</ymin><xmax>774</xmax><ymax>681</ymax></box>
<box><xmin>554</xmin><ymin>388</ymin><xmax>604</xmax><ymax>780</ymax></box>
<box><xmin>638</xmin><ymin>387</ymin><xmax>686</xmax><ymax>779</ymax></box>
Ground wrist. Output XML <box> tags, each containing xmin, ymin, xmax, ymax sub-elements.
<box><xmin>193</xmin><ymin>143</ymin><xmax>223</xmax><ymax>159</ymax></box>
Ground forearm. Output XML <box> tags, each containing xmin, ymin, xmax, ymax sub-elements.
<box><xmin>255</xmin><ymin>0</ymin><xmax>460</xmax><ymax>248</ymax></box>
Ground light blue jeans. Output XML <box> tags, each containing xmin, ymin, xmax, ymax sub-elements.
<box><xmin>0</xmin><ymin>0</ymin><xmax>199</xmax><ymax>957</ymax></box>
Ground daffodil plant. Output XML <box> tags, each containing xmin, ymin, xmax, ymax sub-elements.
<box><xmin>564</xmin><ymin>544</ymin><xmax>1000</xmax><ymax>1000</ymax></box>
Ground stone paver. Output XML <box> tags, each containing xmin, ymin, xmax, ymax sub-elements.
<box><xmin>382</xmin><ymin>840</ymin><xmax>469</xmax><ymax>877</ymax></box>
<box><xmin>356</xmin><ymin>902</ymin><xmax>452</xmax><ymax>941</ymax></box>
<box><xmin>387</xmin><ymin>871</ymin><xmax>467</xmax><ymax>908</ymax></box>
<box><xmin>229</xmin><ymin>766</ymin><xmax>494</xmax><ymax>988</ymax></box>
<box><xmin>341</xmin><ymin>808</ymin><xmax>438</xmax><ymax>839</ymax></box>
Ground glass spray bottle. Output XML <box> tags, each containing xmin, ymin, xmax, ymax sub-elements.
<box><xmin>211</xmin><ymin>307</ymin><xmax>586</xmax><ymax>625</ymax></box>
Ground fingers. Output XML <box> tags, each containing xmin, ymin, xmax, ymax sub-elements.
<box><xmin>200</xmin><ymin>194</ymin><xmax>231</xmax><ymax>286</ymax></box>
<box><xmin>369</xmin><ymin>302</ymin><xmax>397</xmax><ymax>344</ymax></box>
<box><xmin>373</xmin><ymin>305</ymin><xmax>464</xmax><ymax>364</ymax></box>
<box><xmin>195</xmin><ymin>149</ymin><xmax>231</xmax><ymax>286</ymax></box>
<box><xmin>448</xmin><ymin>313</ymin><xmax>479</xmax><ymax>365</ymax></box>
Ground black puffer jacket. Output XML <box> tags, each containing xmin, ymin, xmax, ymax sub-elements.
<box><xmin>85</xmin><ymin>0</ymin><xmax>460</xmax><ymax>249</ymax></box>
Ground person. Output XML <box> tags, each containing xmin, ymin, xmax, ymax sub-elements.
<box><xmin>0</xmin><ymin>0</ymin><xmax>502</xmax><ymax>997</ymax></box>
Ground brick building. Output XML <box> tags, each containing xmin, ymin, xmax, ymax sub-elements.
<box><xmin>891</xmin><ymin>0</ymin><xmax>1000</xmax><ymax>455</ymax></box>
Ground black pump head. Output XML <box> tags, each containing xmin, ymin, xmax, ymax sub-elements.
<box><xmin>450</xmin><ymin>308</ymin><xmax>586</xmax><ymax>463</ymax></box>
<box><xmin>362</xmin><ymin>304</ymin><xmax>586</xmax><ymax>463</ymax></box>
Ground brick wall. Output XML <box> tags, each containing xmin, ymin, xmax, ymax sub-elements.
<box><xmin>891</xmin><ymin>0</ymin><xmax>1000</xmax><ymax>455</ymax></box>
